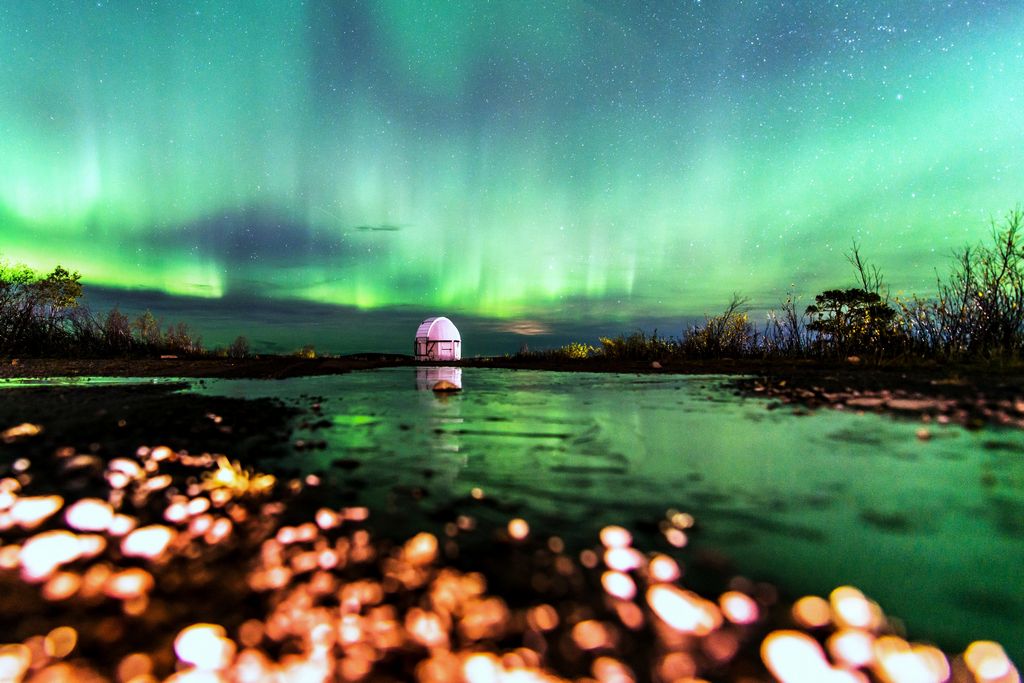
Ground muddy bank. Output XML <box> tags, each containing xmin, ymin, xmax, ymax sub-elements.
<box><xmin>0</xmin><ymin>384</ymin><xmax>298</xmax><ymax>469</ymax></box>
<box><xmin>731</xmin><ymin>366</ymin><xmax>1024</xmax><ymax>430</ymax></box>
<box><xmin>0</xmin><ymin>355</ymin><xmax>415</xmax><ymax>380</ymax></box>
<box><xmin>0</xmin><ymin>354</ymin><xmax>770</xmax><ymax>380</ymax></box>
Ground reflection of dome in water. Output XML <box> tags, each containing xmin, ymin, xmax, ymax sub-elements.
<box><xmin>415</xmin><ymin>366</ymin><xmax>462</xmax><ymax>391</ymax></box>
<box><xmin>414</xmin><ymin>317</ymin><xmax>461</xmax><ymax>361</ymax></box>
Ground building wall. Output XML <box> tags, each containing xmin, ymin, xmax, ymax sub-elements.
<box><xmin>415</xmin><ymin>338</ymin><xmax>461</xmax><ymax>361</ymax></box>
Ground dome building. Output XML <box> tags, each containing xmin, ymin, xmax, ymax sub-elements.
<box><xmin>414</xmin><ymin>316</ymin><xmax>462</xmax><ymax>361</ymax></box>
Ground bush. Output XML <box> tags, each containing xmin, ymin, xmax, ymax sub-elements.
<box><xmin>163</xmin><ymin>322</ymin><xmax>202</xmax><ymax>355</ymax></box>
<box><xmin>925</xmin><ymin>209</ymin><xmax>1023</xmax><ymax>358</ymax></box>
<box><xmin>598</xmin><ymin>330</ymin><xmax>675</xmax><ymax>361</ymax></box>
<box><xmin>762</xmin><ymin>291</ymin><xmax>805</xmax><ymax>357</ymax></box>
<box><xmin>680</xmin><ymin>295</ymin><xmax>757</xmax><ymax>358</ymax></box>
<box><xmin>228</xmin><ymin>335</ymin><xmax>251</xmax><ymax>359</ymax></box>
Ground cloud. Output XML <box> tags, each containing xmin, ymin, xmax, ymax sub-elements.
<box><xmin>492</xmin><ymin>320</ymin><xmax>552</xmax><ymax>336</ymax></box>
<box><xmin>150</xmin><ymin>208</ymin><xmax>354</xmax><ymax>268</ymax></box>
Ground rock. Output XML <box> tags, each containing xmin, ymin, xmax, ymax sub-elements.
<box><xmin>888</xmin><ymin>398</ymin><xmax>938</xmax><ymax>412</ymax></box>
<box><xmin>651</xmin><ymin>361</ymin><xmax>662</xmax><ymax>369</ymax></box>
<box><xmin>845</xmin><ymin>397</ymin><xmax>885</xmax><ymax>409</ymax></box>
<box><xmin>432</xmin><ymin>380</ymin><xmax>461</xmax><ymax>392</ymax></box>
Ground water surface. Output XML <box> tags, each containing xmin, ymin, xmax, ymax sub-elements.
<box><xmin>187</xmin><ymin>367</ymin><xmax>1024</xmax><ymax>657</ymax></box>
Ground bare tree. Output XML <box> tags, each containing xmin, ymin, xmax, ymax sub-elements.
<box><xmin>846</xmin><ymin>241</ymin><xmax>887</xmax><ymax>298</ymax></box>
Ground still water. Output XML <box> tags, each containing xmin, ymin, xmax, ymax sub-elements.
<box><xmin>192</xmin><ymin>367</ymin><xmax>1024</xmax><ymax>656</ymax></box>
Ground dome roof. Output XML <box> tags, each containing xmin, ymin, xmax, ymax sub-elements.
<box><xmin>416</xmin><ymin>316</ymin><xmax>461</xmax><ymax>341</ymax></box>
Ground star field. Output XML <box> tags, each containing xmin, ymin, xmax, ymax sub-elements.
<box><xmin>1</xmin><ymin>1</ymin><xmax>1022</xmax><ymax>330</ymax></box>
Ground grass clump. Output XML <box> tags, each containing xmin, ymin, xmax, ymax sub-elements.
<box><xmin>599</xmin><ymin>330</ymin><xmax>675</xmax><ymax>361</ymax></box>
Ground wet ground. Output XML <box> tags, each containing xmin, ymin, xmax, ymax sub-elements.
<box><xmin>189</xmin><ymin>369</ymin><xmax>1024</xmax><ymax>656</ymax></box>
<box><xmin>0</xmin><ymin>370</ymin><xmax>1020</xmax><ymax>681</ymax></box>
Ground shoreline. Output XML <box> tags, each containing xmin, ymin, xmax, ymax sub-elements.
<box><xmin>3</xmin><ymin>355</ymin><xmax>1023</xmax><ymax>429</ymax></box>
<box><xmin>4</xmin><ymin>354</ymin><xmax>1023</xmax><ymax>380</ymax></box>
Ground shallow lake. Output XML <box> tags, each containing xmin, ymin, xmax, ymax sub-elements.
<box><xmin>181</xmin><ymin>366</ymin><xmax>1024</xmax><ymax>658</ymax></box>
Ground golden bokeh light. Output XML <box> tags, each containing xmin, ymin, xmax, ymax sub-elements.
<box><xmin>120</xmin><ymin>525</ymin><xmax>175</xmax><ymax>559</ymax></box>
<box><xmin>507</xmin><ymin>518</ymin><xmax>530</xmax><ymax>541</ymax></box>
<box><xmin>0</xmin><ymin>434</ymin><xmax>1015</xmax><ymax>683</ymax></box>
<box><xmin>0</xmin><ymin>644</ymin><xmax>32</xmax><ymax>682</ymax></box>
<box><xmin>11</xmin><ymin>495</ymin><xmax>63</xmax><ymax>529</ymax></box>
<box><xmin>604</xmin><ymin>547</ymin><xmax>643</xmax><ymax>572</ymax></box>
<box><xmin>719</xmin><ymin>591</ymin><xmax>759</xmax><ymax>625</ymax></box>
<box><xmin>599</xmin><ymin>525</ymin><xmax>632</xmax><ymax>549</ymax></box>
<box><xmin>20</xmin><ymin>530</ymin><xmax>81</xmax><ymax>581</ymax></box>
<box><xmin>647</xmin><ymin>554</ymin><xmax>681</xmax><ymax>582</ymax></box>
<box><xmin>174</xmin><ymin>624</ymin><xmax>236</xmax><ymax>671</ymax></box>
<box><xmin>65</xmin><ymin>498</ymin><xmax>114</xmax><ymax>532</ymax></box>
<box><xmin>572</xmin><ymin>620</ymin><xmax>615</xmax><ymax>651</ymax></box>
<box><xmin>965</xmin><ymin>641</ymin><xmax>1017</xmax><ymax>682</ymax></box>
<box><xmin>872</xmin><ymin>636</ymin><xmax>950</xmax><ymax>683</ymax></box>
<box><xmin>830</xmin><ymin>586</ymin><xmax>876</xmax><ymax>630</ymax></box>
<box><xmin>761</xmin><ymin>630</ymin><xmax>835</xmax><ymax>683</ymax></box>
<box><xmin>1</xmin><ymin>422</ymin><xmax>42</xmax><ymax>442</ymax></box>
<box><xmin>793</xmin><ymin>595</ymin><xmax>832</xmax><ymax>629</ymax></box>
<box><xmin>601</xmin><ymin>571</ymin><xmax>637</xmax><ymax>601</ymax></box>
<box><xmin>43</xmin><ymin>626</ymin><xmax>77</xmax><ymax>659</ymax></box>
<box><xmin>646</xmin><ymin>585</ymin><xmax>721</xmax><ymax>636</ymax></box>
<box><xmin>827</xmin><ymin>628</ymin><xmax>876</xmax><ymax>669</ymax></box>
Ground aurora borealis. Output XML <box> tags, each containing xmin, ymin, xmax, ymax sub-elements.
<box><xmin>2</xmin><ymin>1</ymin><xmax>1023</xmax><ymax>352</ymax></box>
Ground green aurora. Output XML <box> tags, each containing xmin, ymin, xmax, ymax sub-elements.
<box><xmin>2</xmin><ymin>1</ymin><xmax>1023</xmax><ymax>341</ymax></box>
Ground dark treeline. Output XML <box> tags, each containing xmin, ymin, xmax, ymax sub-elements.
<box><xmin>524</xmin><ymin>208</ymin><xmax>1024</xmax><ymax>365</ymax></box>
<box><xmin>0</xmin><ymin>262</ymin><xmax>254</xmax><ymax>358</ymax></box>
<box><xmin>5</xmin><ymin>209</ymin><xmax>1023</xmax><ymax>364</ymax></box>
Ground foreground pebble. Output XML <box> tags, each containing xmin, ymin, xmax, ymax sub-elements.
<box><xmin>0</xmin><ymin>440</ymin><xmax>1018</xmax><ymax>682</ymax></box>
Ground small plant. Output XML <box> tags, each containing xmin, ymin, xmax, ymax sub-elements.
<box><xmin>558</xmin><ymin>341</ymin><xmax>599</xmax><ymax>359</ymax></box>
<box><xmin>227</xmin><ymin>335</ymin><xmax>251</xmax><ymax>359</ymax></box>
<box><xmin>295</xmin><ymin>344</ymin><xmax>316</xmax><ymax>359</ymax></box>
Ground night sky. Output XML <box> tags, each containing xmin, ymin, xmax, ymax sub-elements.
<box><xmin>2</xmin><ymin>1</ymin><xmax>1022</xmax><ymax>353</ymax></box>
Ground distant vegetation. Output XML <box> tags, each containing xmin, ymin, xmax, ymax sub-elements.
<box><xmin>4</xmin><ymin>208</ymin><xmax>1023</xmax><ymax>365</ymax></box>
<box><xmin>520</xmin><ymin>208</ymin><xmax>1024</xmax><ymax>365</ymax></box>
<box><xmin>293</xmin><ymin>344</ymin><xmax>317</xmax><ymax>359</ymax></box>
<box><xmin>0</xmin><ymin>262</ymin><xmax>221</xmax><ymax>358</ymax></box>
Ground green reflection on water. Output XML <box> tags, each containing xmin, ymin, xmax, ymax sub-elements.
<box><xmin>195</xmin><ymin>368</ymin><xmax>1024</xmax><ymax>658</ymax></box>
